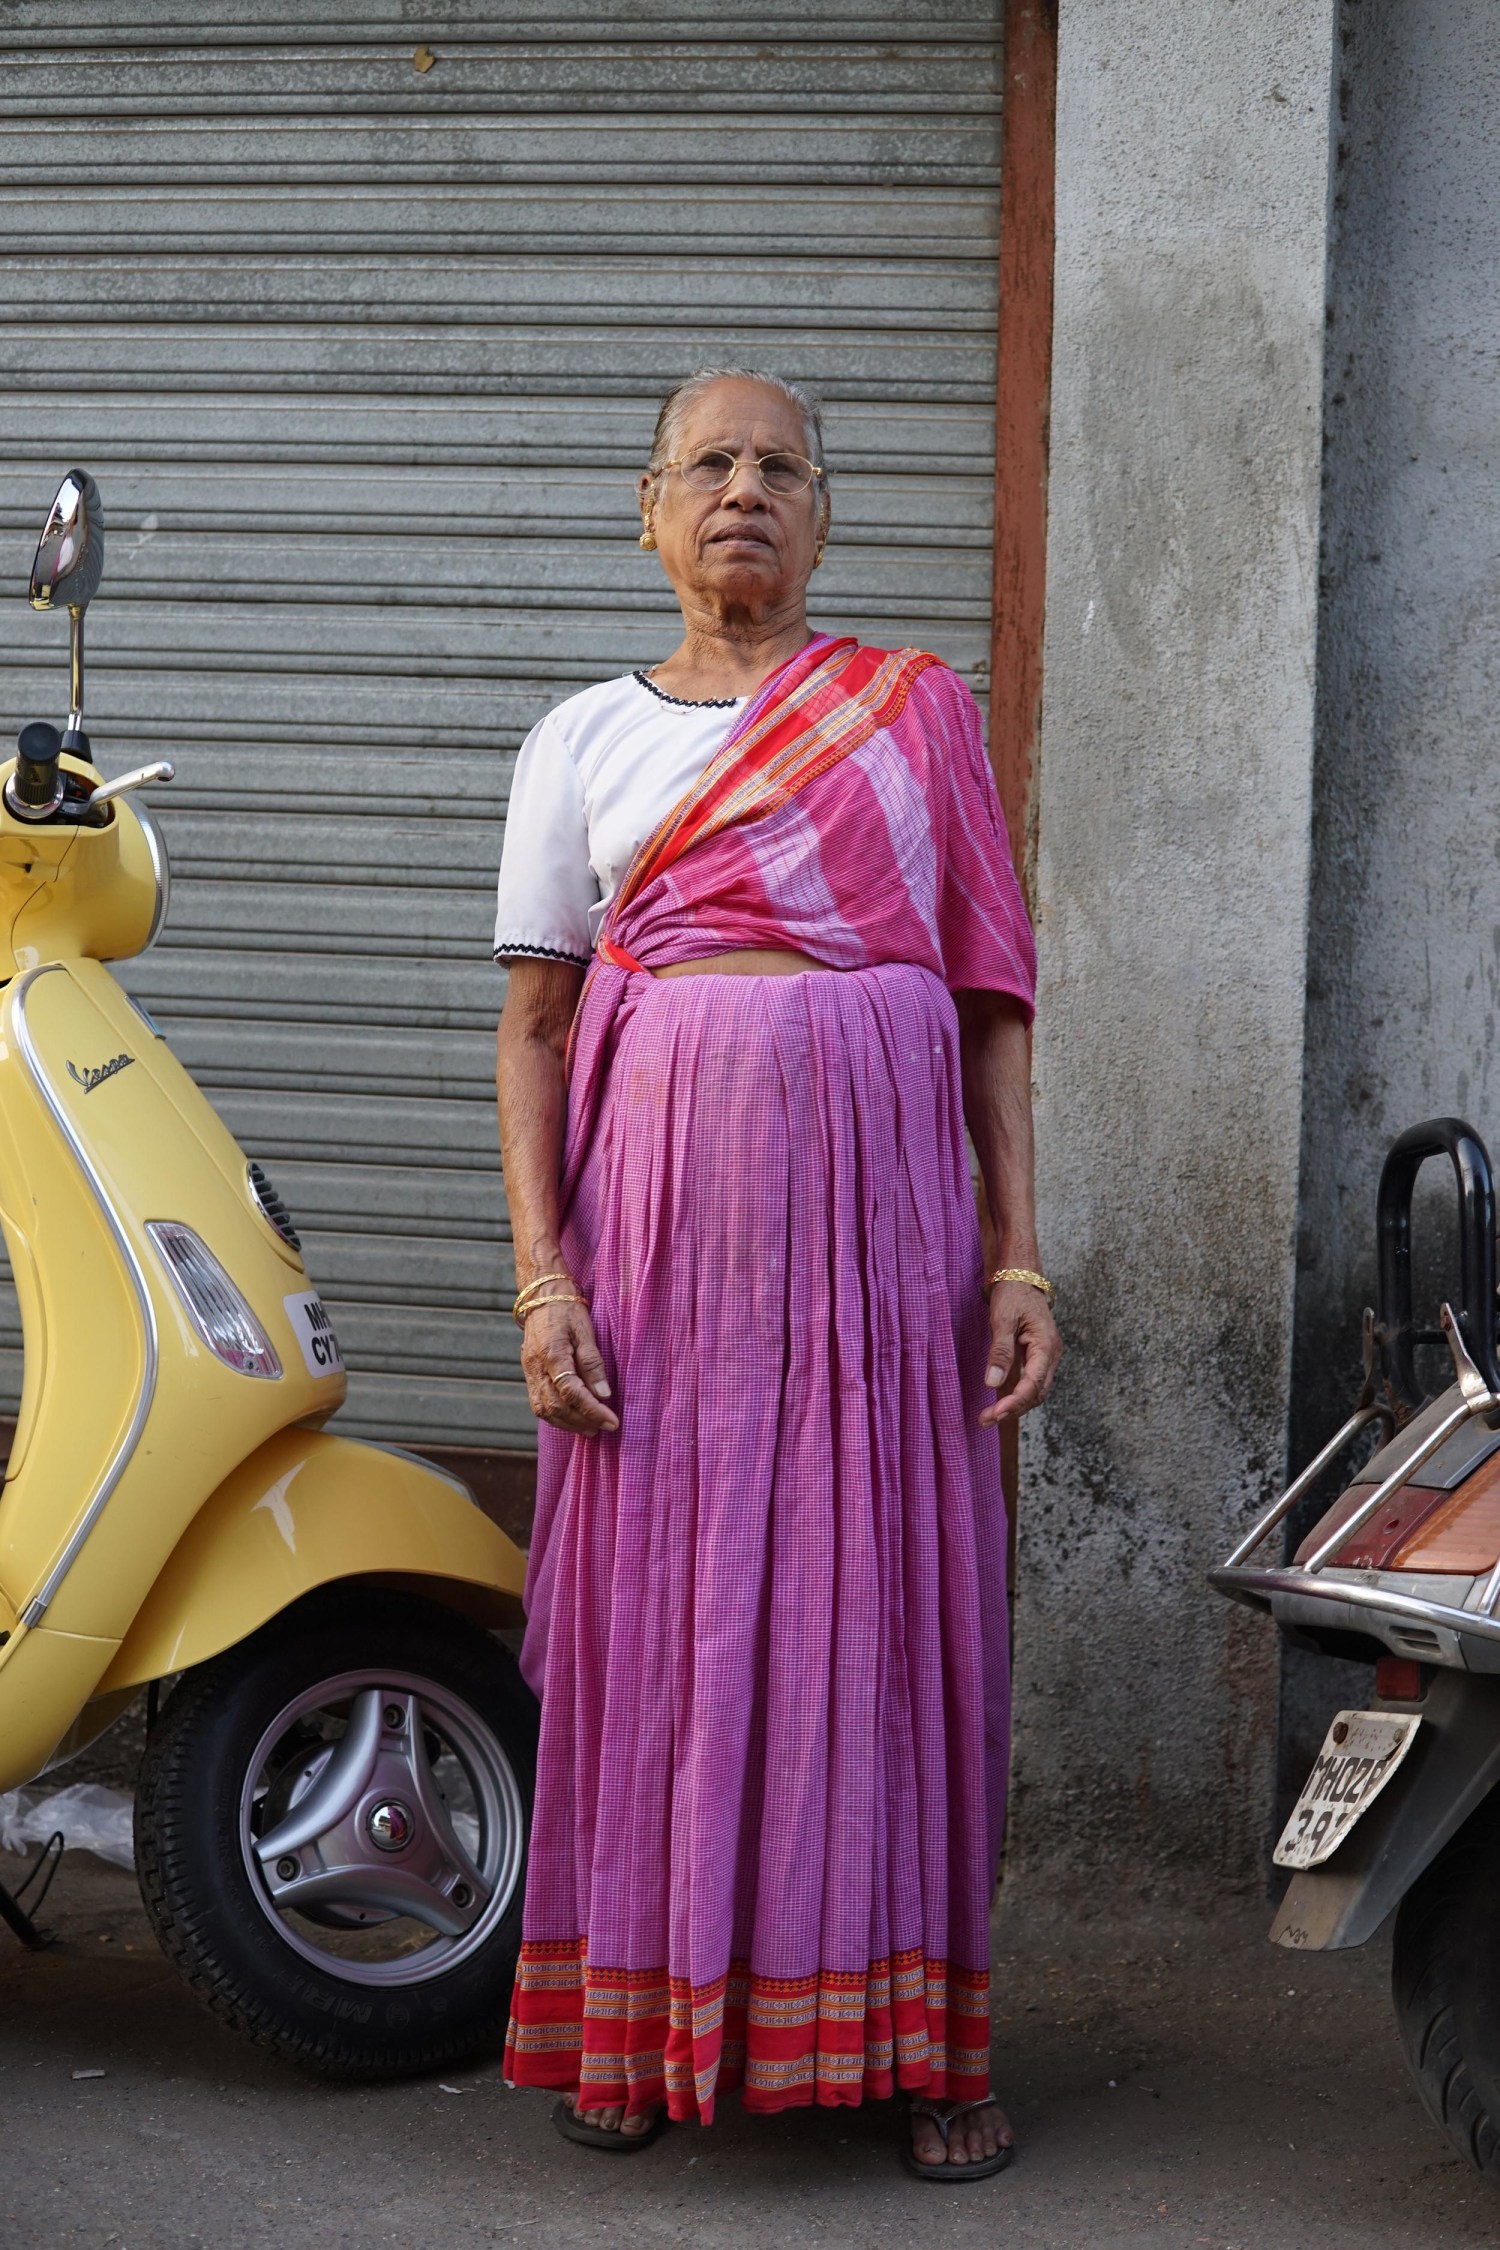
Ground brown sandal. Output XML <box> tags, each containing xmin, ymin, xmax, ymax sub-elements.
<box><xmin>552</xmin><ymin>2097</ymin><xmax>669</xmax><ymax>2153</ymax></box>
<box><xmin>902</xmin><ymin>2097</ymin><xmax>1016</xmax><ymax>2183</ymax></box>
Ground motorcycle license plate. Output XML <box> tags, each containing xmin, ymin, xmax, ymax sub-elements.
<box><xmin>1273</xmin><ymin>1709</ymin><xmax>1422</xmax><ymax>1870</ymax></box>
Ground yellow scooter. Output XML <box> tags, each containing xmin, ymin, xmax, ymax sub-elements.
<box><xmin>0</xmin><ymin>472</ymin><xmax>534</xmax><ymax>2077</ymax></box>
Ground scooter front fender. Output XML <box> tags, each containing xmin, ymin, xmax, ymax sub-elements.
<box><xmin>96</xmin><ymin>1427</ymin><xmax>528</xmax><ymax>1695</ymax></box>
<box><xmin>1272</xmin><ymin>1669</ymin><xmax>1500</xmax><ymax>1951</ymax></box>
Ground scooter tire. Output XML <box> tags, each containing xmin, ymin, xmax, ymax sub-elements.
<box><xmin>135</xmin><ymin>1585</ymin><xmax>537</xmax><ymax>2080</ymax></box>
<box><xmin>1392</xmin><ymin>1785</ymin><xmax>1500</xmax><ymax>2177</ymax></box>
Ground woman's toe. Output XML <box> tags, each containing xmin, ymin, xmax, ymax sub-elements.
<box><xmin>952</xmin><ymin>2104</ymin><xmax>1010</xmax><ymax>2162</ymax></box>
<box><xmin>910</xmin><ymin>2115</ymin><xmax>948</xmax><ymax>2166</ymax></box>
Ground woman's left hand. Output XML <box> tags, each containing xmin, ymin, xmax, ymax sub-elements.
<box><xmin>980</xmin><ymin>1280</ymin><xmax>1063</xmax><ymax>1425</ymax></box>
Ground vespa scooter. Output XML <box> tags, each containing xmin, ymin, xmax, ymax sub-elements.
<box><xmin>0</xmin><ymin>472</ymin><xmax>536</xmax><ymax>2078</ymax></box>
<box><xmin>1214</xmin><ymin>1117</ymin><xmax>1500</xmax><ymax>2179</ymax></box>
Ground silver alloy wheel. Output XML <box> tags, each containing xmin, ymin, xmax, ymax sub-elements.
<box><xmin>238</xmin><ymin>1667</ymin><xmax>525</xmax><ymax>1988</ymax></box>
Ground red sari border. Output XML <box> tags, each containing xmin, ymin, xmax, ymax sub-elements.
<box><xmin>503</xmin><ymin>1937</ymin><xmax>991</xmax><ymax>2125</ymax></box>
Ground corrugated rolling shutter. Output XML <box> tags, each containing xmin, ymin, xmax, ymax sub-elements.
<box><xmin>0</xmin><ymin>2</ymin><xmax>1003</xmax><ymax>1450</ymax></box>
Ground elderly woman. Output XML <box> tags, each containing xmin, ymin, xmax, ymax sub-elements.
<box><xmin>493</xmin><ymin>368</ymin><xmax>1060</xmax><ymax>2182</ymax></box>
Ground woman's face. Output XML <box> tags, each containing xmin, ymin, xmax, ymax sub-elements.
<box><xmin>639</xmin><ymin>377</ymin><xmax>830</xmax><ymax>621</ymax></box>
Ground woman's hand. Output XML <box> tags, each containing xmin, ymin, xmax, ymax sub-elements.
<box><xmin>521</xmin><ymin>1298</ymin><xmax>620</xmax><ymax>1435</ymax></box>
<box><xmin>980</xmin><ymin>1280</ymin><xmax>1062</xmax><ymax>1426</ymax></box>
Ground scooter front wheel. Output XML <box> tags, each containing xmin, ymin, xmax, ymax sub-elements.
<box><xmin>135</xmin><ymin>1586</ymin><xmax>537</xmax><ymax>2079</ymax></box>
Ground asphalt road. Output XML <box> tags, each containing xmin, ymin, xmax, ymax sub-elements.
<box><xmin>0</xmin><ymin>1851</ymin><xmax>1493</xmax><ymax>2250</ymax></box>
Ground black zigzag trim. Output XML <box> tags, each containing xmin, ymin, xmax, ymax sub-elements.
<box><xmin>494</xmin><ymin>942</ymin><xmax>591</xmax><ymax>966</ymax></box>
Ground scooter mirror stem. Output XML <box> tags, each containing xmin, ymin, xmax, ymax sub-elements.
<box><xmin>64</xmin><ymin>606</ymin><xmax>86</xmax><ymax>745</ymax></box>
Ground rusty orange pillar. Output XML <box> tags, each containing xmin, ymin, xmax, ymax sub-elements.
<box><xmin>990</xmin><ymin>0</ymin><xmax>1057</xmax><ymax>1537</ymax></box>
<box><xmin>991</xmin><ymin>0</ymin><xmax>1057</xmax><ymax>895</ymax></box>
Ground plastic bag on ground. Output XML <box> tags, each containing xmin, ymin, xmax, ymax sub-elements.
<box><xmin>0</xmin><ymin>1783</ymin><xmax>135</xmax><ymax>1871</ymax></box>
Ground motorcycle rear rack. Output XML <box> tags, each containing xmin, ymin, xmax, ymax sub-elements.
<box><xmin>1210</xmin><ymin>1300</ymin><xmax>1500</xmax><ymax>1649</ymax></box>
<box><xmin>1212</xmin><ymin>1118</ymin><xmax>1500</xmax><ymax>1654</ymax></box>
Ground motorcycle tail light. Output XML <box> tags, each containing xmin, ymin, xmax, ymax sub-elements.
<box><xmin>146</xmin><ymin>1221</ymin><xmax>282</xmax><ymax>1379</ymax></box>
<box><xmin>1388</xmin><ymin>1451</ymin><xmax>1500</xmax><ymax>1573</ymax></box>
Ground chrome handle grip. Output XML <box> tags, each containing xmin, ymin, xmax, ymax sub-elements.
<box><xmin>90</xmin><ymin>760</ymin><xmax>175</xmax><ymax>808</ymax></box>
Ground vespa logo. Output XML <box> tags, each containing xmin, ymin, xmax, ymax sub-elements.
<box><xmin>66</xmin><ymin>1052</ymin><xmax>135</xmax><ymax>1094</ymax></box>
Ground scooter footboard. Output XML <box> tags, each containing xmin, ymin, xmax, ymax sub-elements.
<box><xmin>97</xmin><ymin>1425</ymin><xmax>529</xmax><ymax>1695</ymax></box>
<box><xmin>1273</xmin><ymin>1670</ymin><xmax>1500</xmax><ymax>1951</ymax></box>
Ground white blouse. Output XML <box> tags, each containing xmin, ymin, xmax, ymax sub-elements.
<box><xmin>494</xmin><ymin>672</ymin><xmax>747</xmax><ymax>965</ymax></box>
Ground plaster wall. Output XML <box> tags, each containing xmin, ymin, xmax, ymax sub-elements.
<box><xmin>1287</xmin><ymin>3</ymin><xmax>1500</xmax><ymax>1786</ymax></box>
<box><xmin>1016</xmin><ymin>1</ymin><xmax>1337</xmax><ymax>1888</ymax></box>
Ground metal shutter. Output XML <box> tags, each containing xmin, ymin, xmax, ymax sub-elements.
<box><xmin>0</xmin><ymin>2</ymin><xmax>1003</xmax><ymax>1449</ymax></box>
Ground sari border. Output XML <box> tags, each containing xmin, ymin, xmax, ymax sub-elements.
<box><xmin>503</xmin><ymin>1935</ymin><xmax>991</xmax><ymax>2125</ymax></box>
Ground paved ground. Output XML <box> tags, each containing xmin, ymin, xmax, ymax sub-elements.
<box><xmin>1</xmin><ymin>1850</ymin><xmax>1494</xmax><ymax>2250</ymax></box>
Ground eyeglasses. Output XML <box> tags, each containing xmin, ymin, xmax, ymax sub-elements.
<box><xmin>659</xmin><ymin>448</ymin><xmax>826</xmax><ymax>497</ymax></box>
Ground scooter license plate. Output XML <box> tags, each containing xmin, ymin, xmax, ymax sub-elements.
<box><xmin>283</xmin><ymin>1289</ymin><xmax>344</xmax><ymax>1379</ymax></box>
<box><xmin>1273</xmin><ymin>1709</ymin><xmax>1422</xmax><ymax>1870</ymax></box>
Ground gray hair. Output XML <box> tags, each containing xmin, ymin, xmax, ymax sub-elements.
<box><xmin>646</xmin><ymin>366</ymin><xmax>827</xmax><ymax>477</ymax></box>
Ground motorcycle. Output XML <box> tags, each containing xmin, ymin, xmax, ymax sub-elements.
<box><xmin>0</xmin><ymin>471</ymin><xmax>536</xmax><ymax>2078</ymax></box>
<box><xmin>1214</xmin><ymin>1115</ymin><xmax>1500</xmax><ymax>2176</ymax></box>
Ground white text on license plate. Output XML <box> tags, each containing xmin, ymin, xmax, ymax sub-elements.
<box><xmin>283</xmin><ymin>1290</ymin><xmax>344</xmax><ymax>1380</ymax></box>
<box><xmin>1273</xmin><ymin>1708</ymin><xmax>1422</xmax><ymax>1870</ymax></box>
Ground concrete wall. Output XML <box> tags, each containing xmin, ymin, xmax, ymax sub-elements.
<box><xmin>1015</xmin><ymin>1</ymin><xmax>1338</xmax><ymax>1892</ymax></box>
<box><xmin>1286</xmin><ymin>3</ymin><xmax>1500</xmax><ymax>1789</ymax></box>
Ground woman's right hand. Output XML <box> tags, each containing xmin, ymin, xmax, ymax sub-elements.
<box><xmin>521</xmin><ymin>1297</ymin><xmax>620</xmax><ymax>1435</ymax></box>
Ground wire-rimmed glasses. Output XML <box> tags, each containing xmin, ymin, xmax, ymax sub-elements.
<box><xmin>659</xmin><ymin>448</ymin><xmax>826</xmax><ymax>497</ymax></box>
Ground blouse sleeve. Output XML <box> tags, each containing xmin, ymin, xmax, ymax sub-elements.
<box><xmin>928</xmin><ymin>671</ymin><xmax>1037</xmax><ymax>1018</ymax></box>
<box><xmin>493</xmin><ymin>711</ymin><xmax>597</xmax><ymax>967</ymax></box>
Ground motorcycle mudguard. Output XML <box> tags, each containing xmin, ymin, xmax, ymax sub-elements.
<box><xmin>1272</xmin><ymin>1669</ymin><xmax>1500</xmax><ymax>1951</ymax></box>
<box><xmin>96</xmin><ymin>1426</ymin><xmax>529</xmax><ymax>1694</ymax></box>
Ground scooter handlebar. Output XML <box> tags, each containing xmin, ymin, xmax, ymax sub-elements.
<box><xmin>8</xmin><ymin>721</ymin><xmax>65</xmax><ymax>820</ymax></box>
<box><xmin>89</xmin><ymin>760</ymin><xmax>175</xmax><ymax>809</ymax></box>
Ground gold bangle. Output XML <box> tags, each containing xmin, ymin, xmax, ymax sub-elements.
<box><xmin>515</xmin><ymin>1269</ymin><xmax>571</xmax><ymax>1300</ymax></box>
<box><xmin>988</xmin><ymin>1266</ymin><xmax>1056</xmax><ymax>1304</ymax></box>
<box><xmin>512</xmin><ymin>1271</ymin><xmax>575</xmax><ymax>1325</ymax></box>
<box><xmin>520</xmin><ymin>1291</ymin><xmax>588</xmax><ymax>1319</ymax></box>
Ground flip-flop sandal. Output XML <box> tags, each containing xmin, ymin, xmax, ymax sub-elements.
<box><xmin>552</xmin><ymin>2098</ymin><xmax>670</xmax><ymax>2153</ymax></box>
<box><xmin>901</xmin><ymin>2097</ymin><xmax>1016</xmax><ymax>2183</ymax></box>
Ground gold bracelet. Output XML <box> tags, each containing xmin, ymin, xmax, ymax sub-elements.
<box><xmin>988</xmin><ymin>1266</ymin><xmax>1056</xmax><ymax>1304</ymax></box>
<box><xmin>520</xmin><ymin>1291</ymin><xmax>588</xmax><ymax>1319</ymax></box>
<box><xmin>512</xmin><ymin>1271</ymin><xmax>575</xmax><ymax>1326</ymax></box>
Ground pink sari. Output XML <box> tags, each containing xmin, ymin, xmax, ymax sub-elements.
<box><xmin>505</xmin><ymin>637</ymin><xmax>1036</xmax><ymax>2124</ymax></box>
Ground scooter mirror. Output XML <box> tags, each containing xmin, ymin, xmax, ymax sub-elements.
<box><xmin>29</xmin><ymin>470</ymin><xmax>105</xmax><ymax>614</ymax></box>
<box><xmin>28</xmin><ymin>471</ymin><xmax>106</xmax><ymax>745</ymax></box>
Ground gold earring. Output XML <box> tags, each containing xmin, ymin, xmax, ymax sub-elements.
<box><xmin>639</xmin><ymin>522</ymin><xmax>657</xmax><ymax>551</ymax></box>
<box><xmin>813</xmin><ymin>541</ymin><xmax>826</xmax><ymax>569</ymax></box>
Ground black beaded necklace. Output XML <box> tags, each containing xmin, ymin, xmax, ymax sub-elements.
<box><xmin>633</xmin><ymin>668</ymin><xmax>741</xmax><ymax>711</ymax></box>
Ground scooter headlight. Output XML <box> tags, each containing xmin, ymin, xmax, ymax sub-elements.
<box><xmin>146</xmin><ymin>1221</ymin><xmax>283</xmax><ymax>1379</ymax></box>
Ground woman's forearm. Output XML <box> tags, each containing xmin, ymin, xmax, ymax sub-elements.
<box><xmin>497</xmin><ymin>959</ymin><xmax>619</xmax><ymax>1432</ymax></box>
<box><xmin>957</xmin><ymin>991</ymin><xmax>1042</xmax><ymax>1267</ymax></box>
<box><xmin>496</xmin><ymin>959</ymin><xmax>584</xmax><ymax>1287</ymax></box>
